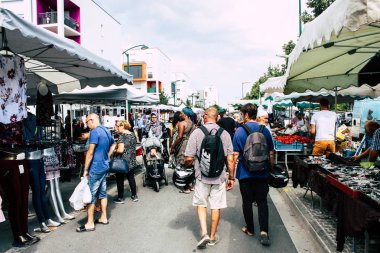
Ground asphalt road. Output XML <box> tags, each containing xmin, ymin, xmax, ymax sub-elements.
<box><xmin>18</xmin><ymin>170</ymin><xmax>298</xmax><ymax>253</ymax></box>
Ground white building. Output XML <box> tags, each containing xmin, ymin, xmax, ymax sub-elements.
<box><xmin>1</xmin><ymin>0</ymin><xmax>122</xmax><ymax>67</ymax></box>
<box><xmin>124</xmin><ymin>48</ymin><xmax>171</xmax><ymax>96</ymax></box>
<box><xmin>203</xmin><ymin>86</ymin><xmax>219</xmax><ymax>108</ymax></box>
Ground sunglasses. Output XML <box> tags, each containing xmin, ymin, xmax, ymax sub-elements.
<box><xmin>86</xmin><ymin>119</ymin><xmax>93</xmax><ymax>124</ymax></box>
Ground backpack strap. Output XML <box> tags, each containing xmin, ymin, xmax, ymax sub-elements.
<box><xmin>241</xmin><ymin>124</ymin><xmax>253</xmax><ymax>135</ymax></box>
<box><xmin>216</xmin><ymin>127</ymin><xmax>224</xmax><ymax>138</ymax></box>
<box><xmin>199</xmin><ymin>125</ymin><xmax>210</xmax><ymax>136</ymax></box>
<box><xmin>258</xmin><ymin>124</ymin><xmax>266</xmax><ymax>133</ymax></box>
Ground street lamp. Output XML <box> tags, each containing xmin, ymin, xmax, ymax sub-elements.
<box><xmin>122</xmin><ymin>44</ymin><xmax>149</xmax><ymax>73</ymax></box>
<box><xmin>171</xmin><ymin>79</ymin><xmax>185</xmax><ymax>106</ymax></box>
<box><xmin>241</xmin><ymin>81</ymin><xmax>251</xmax><ymax>99</ymax></box>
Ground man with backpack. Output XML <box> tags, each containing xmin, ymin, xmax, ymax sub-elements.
<box><xmin>232</xmin><ymin>103</ymin><xmax>274</xmax><ymax>246</ymax></box>
<box><xmin>184</xmin><ymin>107</ymin><xmax>235</xmax><ymax>249</ymax></box>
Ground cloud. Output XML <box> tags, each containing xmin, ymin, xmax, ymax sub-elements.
<box><xmin>95</xmin><ymin>0</ymin><xmax>301</xmax><ymax>106</ymax></box>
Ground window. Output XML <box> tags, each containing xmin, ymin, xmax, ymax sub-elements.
<box><xmin>129</xmin><ymin>65</ymin><xmax>143</xmax><ymax>79</ymax></box>
<box><xmin>148</xmin><ymin>72</ymin><xmax>153</xmax><ymax>78</ymax></box>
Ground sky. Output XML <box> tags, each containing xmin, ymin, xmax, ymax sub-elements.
<box><xmin>95</xmin><ymin>0</ymin><xmax>306</xmax><ymax>107</ymax></box>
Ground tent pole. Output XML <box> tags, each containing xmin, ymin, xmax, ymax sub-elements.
<box><xmin>125</xmin><ymin>99</ymin><xmax>129</xmax><ymax>121</ymax></box>
<box><xmin>70</xmin><ymin>104</ymin><xmax>73</xmax><ymax>140</ymax></box>
<box><xmin>335</xmin><ymin>87</ymin><xmax>338</xmax><ymax>113</ymax></box>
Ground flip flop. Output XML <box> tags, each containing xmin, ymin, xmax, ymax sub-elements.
<box><xmin>179</xmin><ymin>189</ymin><xmax>191</xmax><ymax>194</ymax></box>
<box><xmin>95</xmin><ymin>219</ymin><xmax>109</xmax><ymax>225</ymax></box>
<box><xmin>76</xmin><ymin>225</ymin><xmax>95</xmax><ymax>232</ymax></box>
<box><xmin>241</xmin><ymin>226</ymin><xmax>254</xmax><ymax>236</ymax></box>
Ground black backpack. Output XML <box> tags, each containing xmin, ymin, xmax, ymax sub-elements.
<box><xmin>198</xmin><ymin>126</ymin><xmax>226</xmax><ymax>177</ymax></box>
<box><xmin>241</xmin><ymin>124</ymin><xmax>269</xmax><ymax>172</ymax></box>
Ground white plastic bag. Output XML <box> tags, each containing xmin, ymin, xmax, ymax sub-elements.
<box><xmin>69</xmin><ymin>177</ymin><xmax>91</xmax><ymax>210</ymax></box>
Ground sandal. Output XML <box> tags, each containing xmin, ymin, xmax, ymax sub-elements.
<box><xmin>241</xmin><ymin>226</ymin><xmax>254</xmax><ymax>236</ymax></box>
<box><xmin>76</xmin><ymin>225</ymin><xmax>95</xmax><ymax>233</ymax></box>
<box><xmin>179</xmin><ymin>189</ymin><xmax>191</xmax><ymax>194</ymax></box>
<box><xmin>95</xmin><ymin>219</ymin><xmax>109</xmax><ymax>225</ymax></box>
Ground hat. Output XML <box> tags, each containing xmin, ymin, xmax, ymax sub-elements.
<box><xmin>257</xmin><ymin>106</ymin><xmax>268</xmax><ymax>118</ymax></box>
<box><xmin>182</xmin><ymin>107</ymin><xmax>194</xmax><ymax>117</ymax></box>
<box><xmin>218</xmin><ymin>108</ymin><xmax>226</xmax><ymax>114</ymax></box>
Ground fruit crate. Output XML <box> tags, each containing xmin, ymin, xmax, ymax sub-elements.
<box><xmin>274</xmin><ymin>140</ymin><xmax>304</xmax><ymax>151</ymax></box>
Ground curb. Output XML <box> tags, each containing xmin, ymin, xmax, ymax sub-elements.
<box><xmin>277</xmin><ymin>187</ymin><xmax>337</xmax><ymax>253</ymax></box>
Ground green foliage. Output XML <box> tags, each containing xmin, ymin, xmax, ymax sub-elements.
<box><xmin>211</xmin><ymin>104</ymin><xmax>222</xmax><ymax>111</ymax></box>
<box><xmin>331</xmin><ymin>103</ymin><xmax>349</xmax><ymax>112</ymax></box>
<box><xmin>159</xmin><ymin>91</ymin><xmax>169</xmax><ymax>105</ymax></box>
<box><xmin>301</xmin><ymin>0</ymin><xmax>336</xmax><ymax>23</ymax></box>
<box><xmin>281</xmin><ymin>40</ymin><xmax>296</xmax><ymax>72</ymax></box>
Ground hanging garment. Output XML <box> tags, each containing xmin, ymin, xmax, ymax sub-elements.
<box><xmin>0</xmin><ymin>121</ymin><xmax>23</xmax><ymax>145</ymax></box>
<box><xmin>22</xmin><ymin>112</ymin><xmax>38</xmax><ymax>142</ymax></box>
<box><xmin>0</xmin><ymin>55</ymin><xmax>27</xmax><ymax>124</ymax></box>
<box><xmin>36</xmin><ymin>87</ymin><xmax>54</xmax><ymax>126</ymax></box>
<box><xmin>0</xmin><ymin>195</ymin><xmax>5</xmax><ymax>223</ymax></box>
<box><xmin>43</xmin><ymin>151</ymin><xmax>60</xmax><ymax>181</ymax></box>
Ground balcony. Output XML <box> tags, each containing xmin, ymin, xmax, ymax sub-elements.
<box><xmin>38</xmin><ymin>11</ymin><xmax>80</xmax><ymax>37</ymax></box>
<box><xmin>64</xmin><ymin>16</ymin><xmax>79</xmax><ymax>31</ymax></box>
<box><xmin>39</xmin><ymin>11</ymin><xmax>58</xmax><ymax>24</ymax></box>
<box><xmin>147</xmin><ymin>88</ymin><xmax>157</xmax><ymax>93</ymax></box>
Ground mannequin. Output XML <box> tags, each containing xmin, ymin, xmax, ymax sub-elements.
<box><xmin>26</xmin><ymin>149</ymin><xmax>60</xmax><ymax>233</ymax></box>
<box><xmin>43</xmin><ymin>147</ymin><xmax>74</xmax><ymax>223</ymax></box>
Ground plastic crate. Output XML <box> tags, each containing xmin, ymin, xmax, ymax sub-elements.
<box><xmin>274</xmin><ymin>140</ymin><xmax>303</xmax><ymax>151</ymax></box>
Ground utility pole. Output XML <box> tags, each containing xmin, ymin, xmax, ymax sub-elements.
<box><xmin>299</xmin><ymin>0</ymin><xmax>302</xmax><ymax>36</ymax></box>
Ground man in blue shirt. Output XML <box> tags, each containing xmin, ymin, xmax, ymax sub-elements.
<box><xmin>232</xmin><ymin>103</ymin><xmax>274</xmax><ymax>246</ymax></box>
<box><xmin>77</xmin><ymin>113</ymin><xmax>115</xmax><ymax>232</ymax></box>
<box><xmin>369</xmin><ymin>128</ymin><xmax>380</xmax><ymax>162</ymax></box>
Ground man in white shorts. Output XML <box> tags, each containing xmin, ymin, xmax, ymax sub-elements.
<box><xmin>184</xmin><ymin>107</ymin><xmax>235</xmax><ymax>249</ymax></box>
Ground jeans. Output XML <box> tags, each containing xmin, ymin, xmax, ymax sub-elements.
<box><xmin>0</xmin><ymin>160</ymin><xmax>30</xmax><ymax>241</ymax></box>
<box><xmin>116</xmin><ymin>169</ymin><xmax>137</xmax><ymax>199</ymax></box>
<box><xmin>88</xmin><ymin>171</ymin><xmax>107</xmax><ymax>204</ymax></box>
<box><xmin>239</xmin><ymin>178</ymin><xmax>269</xmax><ymax>233</ymax></box>
<box><xmin>28</xmin><ymin>159</ymin><xmax>50</xmax><ymax>223</ymax></box>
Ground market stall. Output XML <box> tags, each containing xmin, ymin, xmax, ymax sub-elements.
<box><xmin>292</xmin><ymin>154</ymin><xmax>380</xmax><ymax>252</ymax></box>
<box><xmin>0</xmin><ymin>8</ymin><xmax>132</xmax><ymax>247</ymax></box>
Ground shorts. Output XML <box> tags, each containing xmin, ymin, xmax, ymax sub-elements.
<box><xmin>88</xmin><ymin>171</ymin><xmax>107</xmax><ymax>204</ymax></box>
<box><xmin>312</xmin><ymin>140</ymin><xmax>335</xmax><ymax>156</ymax></box>
<box><xmin>192</xmin><ymin>179</ymin><xmax>227</xmax><ymax>209</ymax></box>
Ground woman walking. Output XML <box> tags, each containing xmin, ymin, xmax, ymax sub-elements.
<box><xmin>114</xmin><ymin>120</ymin><xmax>138</xmax><ymax>203</ymax></box>
<box><xmin>170</xmin><ymin>107</ymin><xmax>196</xmax><ymax>193</ymax></box>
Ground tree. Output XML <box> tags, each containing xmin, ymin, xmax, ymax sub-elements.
<box><xmin>301</xmin><ymin>0</ymin><xmax>336</xmax><ymax>23</ymax></box>
<box><xmin>281</xmin><ymin>40</ymin><xmax>296</xmax><ymax>72</ymax></box>
<box><xmin>159</xmin><ymin>91</ymin><xmax>169</xmax><ymax>105</ymax></box>
<box><xmin>246</xmin><ymin>65</ymin><xmax>284</xmax><ymax>100</ymax></box>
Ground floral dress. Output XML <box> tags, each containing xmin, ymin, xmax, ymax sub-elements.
<box><xmin>118</xmin><ymin>132</ymin><xmax>137</xmax><ymax>169</ymax></box>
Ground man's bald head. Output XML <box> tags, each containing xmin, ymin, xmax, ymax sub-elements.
<box><xmin>86</xmin><ymin>113</ymin><xmax>100</xmax><ymax>129</ymax></box>
<box><xmin>204</xmin><ymin>107</ymin><xmax>218</xmax><ymax>123</ymax></box>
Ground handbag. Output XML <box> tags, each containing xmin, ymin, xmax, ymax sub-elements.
<box><xmin>109</xmin><ymin>156</ymin><xmax>129</xmax><ymax>174</ymax></box>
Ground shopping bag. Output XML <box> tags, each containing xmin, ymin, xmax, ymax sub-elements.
<box><xmin>69</xmin><ymin>177</ymin><xmax>89</xmax><ymax>210</ymax></box>
<box><xmin>83</xmin><ymin>183</ymin><xmax>92</xmax><ymax>204</ymax></box>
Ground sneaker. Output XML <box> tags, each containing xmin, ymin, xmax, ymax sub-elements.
<box><xmin>131</xmin><ymin>195</ymin><xmax>139</xmax><ymax>202</ymax></box>
<box><xmin>114</xmin><ymin>198</ymin><xmax>125</xmax><ymax>204</ymax></box>
<box><xmin>260</xmin><ymin>231</ymin><xmax>270</xmax><ymax>246</ymax></box>
<box><xmin>207</xmin><ymin>234</ymin><xmax>220</xmax><ymax>246</ymax></box>
<box><xmin>197</xmin><ymin>234</ymin><xmax>210</xmax><ymax>249</ymax></box>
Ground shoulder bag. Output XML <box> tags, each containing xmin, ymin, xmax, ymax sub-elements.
<box><xmin>109</xmin><ymin>133</ymin><xmax>129</xmax><ymax>174</ymax></box>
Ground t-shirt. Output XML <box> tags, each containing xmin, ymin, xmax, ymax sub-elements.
<box><xmin>184</xmin><ymin>122</ymin><xmax>233</xmax><ymax>185</ymax></box>
<box><xmin>233</xmin><ymin>122</ymin><xmax>274</xmax><ymax>181</ymax></box>
<box><xmin>217</xmin><ymin>117</ymin><xmax>236</xmax><ymax>140</ymax></box>
<box><xmin>89</xmin><ymin>126</ymin><xmax>115</xmax><ymax>174</ymax></box>
<box><xmin>310</xmin><ymin>110</ymin><xmax>337</xmax><ymax>141</ymax></box>
<box><xmin>371</xmin><ymin>128</ymin><xmax>380</xmax><ymax>151</ymax></box>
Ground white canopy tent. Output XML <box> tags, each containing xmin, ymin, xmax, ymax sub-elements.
<box><xmin>0</xmin><ymin>8</ymin><xmax>132</xmax><ymax>97</ymax></box>
<box><xmin>260</xmin><ymin>76</ymin><xmax>286</xmax><ymax>94</ymax></box>
<box><xmin>53</xmin><ymin>84</ymin><xmax>159</xmax><ymax>105</ymax></box>
<box><xmin>285</xmin><ymin>0</ymin><xmax>380</xmax><ymax>94</ymax></box>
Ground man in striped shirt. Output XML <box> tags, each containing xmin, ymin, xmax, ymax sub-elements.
<box><xmin>369</xmin><ymin>128</ymin><xmax>380</xmax><ymax>162</ymax></box>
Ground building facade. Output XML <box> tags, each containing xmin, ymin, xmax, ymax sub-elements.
<box><xmin>1</xmin><ymin>0</ymin><xmax>122</xmax><ymax>66</ymax></box>
<box><xmin>203</xmin><ymin>86</ymin><xmax>219</xmax><ymax>108</ymax></box>
<box><xmin>123</xmin><ymin>48</ymin><xmax>171</xmax><ymax>96</ymax></box>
